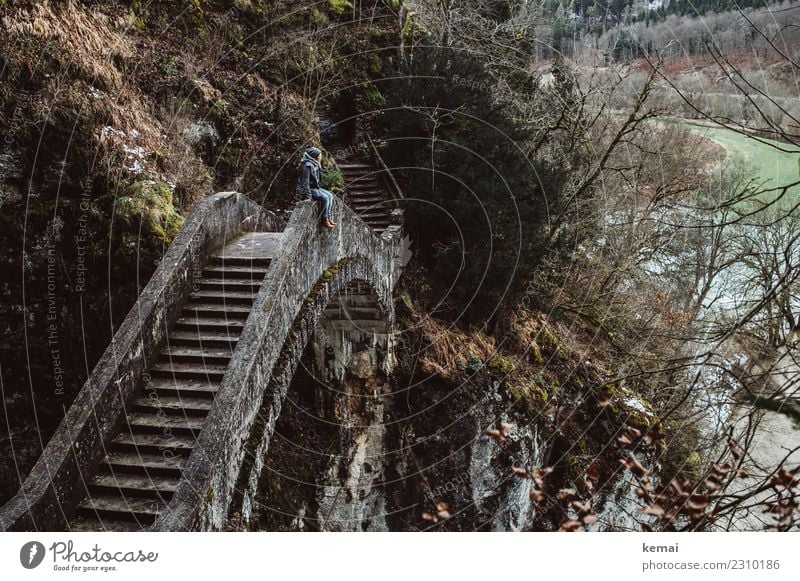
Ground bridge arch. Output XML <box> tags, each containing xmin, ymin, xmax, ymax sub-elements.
<box><xmin>228</xmin><ymin>271</ymin><xmax>396</xmax><ymax>530</ymax></box>
<box><xmin>0</xmin><ymin>193</ymin><xmax>403</xmax><ymax>532</ymax></box>
<box><xmin>153</xmin><ymin>198</ymin><xmax>403</xmax><ymax>531</ymax></box>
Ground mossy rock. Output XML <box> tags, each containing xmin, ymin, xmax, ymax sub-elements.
<box><xmin>529</xmin><ymin>340</ymin><xmax>544</xmax><ymax>365</ymax></box>
<box><xmin>663</xmin><ymin>448</ymin><xmax>703</xmax><ymax>483</ymax></box>
<box><xmin>368</xmin><ymin>55</ymin><xmax>383</xmax><ymax>75</ymax></box>
<box><xmin>114</xmin><ymin>180</ymin><xmax>183</xmax><ymax>244</ymax></box>
<box><xmin>597</xmin><ymin>381</ymin><xmax>659</xmax><ymax>431</ymax></box>
<box><xmin>401</xmin><ymin>11</ymin><xmax>428</xmax><ymax>43</ymax></box>
<box><xmin>309</xmin><ymin>9</ymin><xmax>328</xmax><ymax>26</ymax></box>
<box><xmin>365</xmin><ymin>86</ymin><xmax>386</xmax><ymax>107</ymax></box>
<box><xmin>328</xmin><ymin>0</ymin><xmax>353</xmax><ymax>15</ymax></box>
<box><xmin>506</xmin><ymin>382</ymin><xmax>548</xmax><ymax>412</ymax></box>
<box><xmin>487</xmin><ymin>355</ymin><xmax>515</xmax><ymax>378</ymax></box>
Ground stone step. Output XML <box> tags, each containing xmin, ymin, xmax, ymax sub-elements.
<box><xmin>130</xmin><ymin>394</ymin><xmax>213</xmax><ymax>415</ymax></box>
<box><xmin>322</xmin><ymin>306</ymin><xmax>383</xmax><ymax>319</ymax></box>
<box><xmin>102</xmin><ymin>450</ymin><xmax>188</xmax><ymax>477</ymax></box>
<box><xmin>344</xmin><ymin>180</ymin><xmax>379</xmax><ymax>187</ymax></box>
<box><xmin>196</xmin><ymin>278</ymin><xmax>262</xmax><ymax>292</ymax></box>
<box><xmin>150</xmin><ymin>361</ymin><xmax>227</xmax><ymax>380</ymax></box>
<box><xmin>174</xmin><ymin>316</ymin><xmax>246</xmax><ymax>333</ymax></box>
<box><xmin>346</xmin><ymin>182</ymin><xmax>381</xmax><ymax>190</ymax></box>
<box><xmin>356</xmin><ymin>210</ymin><xmax>391</xmax><ymax>219</ymax></box>
<box><xmin>342</xmin><ymin>175</ymin><xmax>376</xmax><ymax>181</ymax></box>
<box><xmin>339</xmin><ymin>163</ymin><xmax>372</xmax><ymax>170</ymax></box>
<box><xmin>90</xmin><ymin>472</ymin><xmax>180</xmax><ymax>498</ymax></box>
<box><xmin>327</xmin><ymin>293</ymin><xmax>382</xmax><ymax>307</ymax></box>
<box><xmin>77</xmin><ymin>494</ymin><xmax>166</xmax><ymax>523</ymax></box>
<box><xmin>324</xmin><ymin>319</ymin><xmax>390</xmax><ymax>331</ymax></box>
<box><xmin>208</xmin><ymin>255</ymin><xmax>272</xmax><ymax>268</ymax></box>
<box><xmin>159</xmin><ymin>346</ymin><xmax>233</xmax><ymax>364</ymax></box>
<box><xmin>143</xmin><ymin>376</ymin><xmax>220</xmax><ymax>398</ymax></box>
<box><xmin>201</xmin><ymin>265</ymin><xmax>269</xmax><ymax>280</ymax></box>
<box><xmin>166</xmin><ymin>330</ymin><xmax>239</xmax><ymax>349</ymax></box>
<box><xmin>345</xmin><ymin>173</ymin><xmax>380</xmax><ymax>181</ymax></box>
<box><xmin>351</xmin><ymin>204</ymin><xmax>387</xmax><ymax>213</ymax></box>
<box><xmin>349</xmin><ymin>193</ymin><xmax>387</xmax><ymax>202</ymax></box>
<box><xmin>347</xmin><ymin>189</ymin><xmax>384</xmax><ymax>198</ymax></box>
<box><xmin>125</xmin><ymin>411</ymin><xmax>206</xmax><ymax>435</ymax></box>
<box><xmin>350</xmin><ymin>201</ymin><xmax>388</xmax><ymax>210</ymax></box>
<box><xmin>182</xmin><ymin>303</ymin><xmax>251</xmax><ymax>318</ymax></box>
<box><xmin>189</xmin><ymin>290</ymin><xmax>256</xmax><ymax>304</ymax></box>
<box><xmin>69</xmin><ymin>515</ymin><xmax>144</xmax><ymax>532</ymax></box>
<box><xmin>361</xmin><ymin>214</ymin><xmax>391</xmax><ymax>222</ymax></box>
<box><xmin>111</xmin><ymin>431</ymin><xmax>197</xmax><ymax>455</ymax></box>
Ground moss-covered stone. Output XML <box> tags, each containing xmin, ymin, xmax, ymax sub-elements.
<box><xmin>487</xmin><ymin>355</ymin><xmax>516</xmax><ymax>378</ymax></box>
<box><xmin>329</xmin><ymin>0</ymin><xmax>353</xmax><ymax>15</ymax></box>
<box><xmin>114</xmin><ymin>180</ymin><xmax>184</xmax><ymax>245</ymax></box>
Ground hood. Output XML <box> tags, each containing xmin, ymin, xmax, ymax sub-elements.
<box><xmin>301</xmin><ymin>150</ymin><xmax>321</xmax><ymax>168</ymax></box>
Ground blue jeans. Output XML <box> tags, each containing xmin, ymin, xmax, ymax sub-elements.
<box><xmin>310</xmin><ymin>188</ymin><xmax>333</xmax><ymax>220</ymax></box>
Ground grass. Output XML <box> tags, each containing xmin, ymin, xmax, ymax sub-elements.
<box><xmin>657</xmin><ymin>117</ymin><xmax>800</xmax><ymax>205</ymax></box>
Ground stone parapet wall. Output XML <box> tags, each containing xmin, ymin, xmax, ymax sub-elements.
<box><xmin>154</xmin><ymin>196</ymin><xmax>403</xmax><ymax>531</ymax></box>
<box><xmin>0</xmin><ymin>192</ymin><xmax>281</xmax><ymax>531</ymax></box>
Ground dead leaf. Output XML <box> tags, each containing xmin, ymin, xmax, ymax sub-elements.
<box><xmin>771</xmin><ymin>469</ymin><xmax>799</xmax><ymax>488</ymax></box>
<box><xmin>485</xmin><ymin>429</ymin><xmax>506</xmax><ymax>442</ymax></box>
<box><xmin>556</xmin><ymin>488</ymin><xmax>578</xmax><ymax>501</ymax></box>
<box><xmin>533</xmin><ymin>466</ymin><xmax>554</xmax><ymax>488</ymax></box>
<box><xmin>642</xmin><ymin>504</ymin><xmax>665</xmax><ymax>517</ymax></box>
<box><xmin>620</xmin><ymin>454</ymin><xmax>651</xmax><ymax>478</ymax></box>
<box><xmin>571</xmin><ymin>500</ymin><xmax>592</xmax><ymax>515</ymax></box>
<box><xmin>728</xmin><ymin>438</ymin><xmax>744</xmax><ymax>460</ymax></box>
<box><xmin>512</xmin><ymin>467</ymin><xmax>529</xmax><ymax>479</ymax></box>
<box><xmin>530</xmin><ymin>489</ymin><xmax>547</xmax><ymax>503</ymax></box>
<box><xmin>643</xmin><ymin>426</ymin><xmax>665</xmax><ymax>445</ymax></box>
<box><xmin>559</xmin><ymin>519</ymin><xmax>584</xmax><ymax>532</ymax></box>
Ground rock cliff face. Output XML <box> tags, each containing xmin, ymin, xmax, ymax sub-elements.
<box><xmin>248</xmin><ymin>299</ymin><xmax>659</xmax><ymax>532</ymax></box>
<box><xmin>253</xmin><ymin>335</ymin><xmax>554</xmax><ymax>532</ymax></box>
<box><xmin>0</xmin><ymin>0</ymin><xmax>401</xmax><ymax>507</ymax></box>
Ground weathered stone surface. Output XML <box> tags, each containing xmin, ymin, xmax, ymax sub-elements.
<box><xmin>250</xmin><ymin>283</ymin><xmax>395</xmax><ymax>531</ymax></box>
<box><xmin>154</xmin><ymin>196</ymin><xmax>403</xmax><ymax>531</ymax></box>
<box><xmin>0</xmin><ymin>192</ymin><xmax>283</xmax><ymax>531</ymax></box>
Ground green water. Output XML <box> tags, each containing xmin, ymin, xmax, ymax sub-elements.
<box><xmin>659</xmin><ymin>117</ymin><xmax>800</xmax><ymax>205</ymax></box>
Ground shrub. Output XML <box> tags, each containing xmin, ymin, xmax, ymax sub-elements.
<box><xmin>328</xmin><ymin>0</ymin><xmax>353</xmax><ymax>15</ymax></box>
<box><xmin>322</xmin><ymin>168</ymin><xmax>344</xmax><ymax>192</ymax></box>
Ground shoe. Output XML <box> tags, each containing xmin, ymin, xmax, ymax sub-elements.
<box><xmin>328</xmin><ymin>218</ymin><xmax>337</xmax><ymax>226</ymax></box>
<box><xmin>323</xmin><ymin>219</ymin><xmax>335</xmax><ymax>229</ymax></box>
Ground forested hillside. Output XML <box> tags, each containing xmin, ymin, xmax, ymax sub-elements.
<box><xmin>0</xmin><ymin>0</ymin><xmax>397</xmax><ymax>507</ymax></box>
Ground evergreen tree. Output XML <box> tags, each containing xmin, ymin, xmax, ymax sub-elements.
<box><xmin>378</xmin><ymin>46</ymin><xmax>588</xmax><ymax>320</ymax></box>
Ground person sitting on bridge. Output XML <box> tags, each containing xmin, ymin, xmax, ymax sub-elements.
<box><xmin>297</xmin><ymin>146</ymin><xmax>336</xmax><ymax>229</ymax></box>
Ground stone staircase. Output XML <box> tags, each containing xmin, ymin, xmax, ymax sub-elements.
<box><xmin>340</xmin><ymin>162</ymin><xmax>393</xmax><ymax>234</ymax></box>
<box><xmin>69</xmin><ymin>232</ymin><xmax>281</xmax><ymax>531</ymax></box>
<box><xmin>0</xmin><ymin>191</ymin><xmax>403</xmax><ymax>533</ymax></box>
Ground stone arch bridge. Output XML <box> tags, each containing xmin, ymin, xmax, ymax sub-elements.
<box><xmin>0</xmin><ymin>192</ymin><xmax>404</xmax><ymax>531</ymax></box>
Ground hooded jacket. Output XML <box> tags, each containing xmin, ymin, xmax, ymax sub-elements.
<box><xmin>296</xmin><ymin>149</ymin><xmax>322</xmax><ymax>199</ymax></box>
